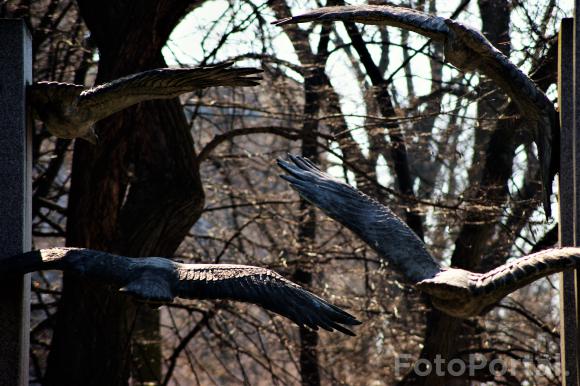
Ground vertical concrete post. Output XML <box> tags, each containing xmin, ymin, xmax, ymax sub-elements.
<box><xmin>560</xmin><ymin>14</ymin><xmax>580</xmax><ymax>386</ymax></box>
<box><xmin>0</xmin><ymin>19</ymin><xmax>32</xmax><ymax>386</ymax></box>
<box><xmin>560</xmin><ymin>16</ymin><xmax>579</xmax><ymax>386</ymax></box>
<box><xmin>573</xmin><ymin>9</ymin><xmax>580</xmax><ymax>385</ymax></box>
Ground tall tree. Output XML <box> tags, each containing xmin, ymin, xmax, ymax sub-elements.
<box><xmin>44</xmin><ymin>1</ymin><xmax>205</xmax><ymax>385</ymax></box>
<box><xmin>11</xmin><ymin>0</ymin><xmax>565</xmax><ymax>384</ymax></box>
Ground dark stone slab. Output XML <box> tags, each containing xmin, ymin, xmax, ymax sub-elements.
<box><xmin>560</xmin><ymin>16</ymin><xmax>580</xmax><ymax>386</ymax></box>
<box><xmin>0</xmin><ymin>19</ymin><xmax>32</xmax><ymax>386</ymax></box>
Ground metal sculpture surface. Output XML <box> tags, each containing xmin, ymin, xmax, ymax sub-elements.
<box><xmin>29</xmin><ymin>62</ymin><xmax>262</xmax><ymax>143</ymax></box>
<box><xmin>1</xmin><ymin>247</ymin><xmax>360</xmax><ymax>335</ymax></box>
<box><xmin>279</xmin><ymin>155</ymin><xmax>575</xmax><ymax>318</ymax></box>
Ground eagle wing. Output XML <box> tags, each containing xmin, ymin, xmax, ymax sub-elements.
<box><xmin>278</xmin><ymin>155</ymin><xmax>441</xmax><ymax>283</ymax></box>
<box><xmin>469</xmin><ymin>247</ymin><xmax>580</xmax><ymax>299</ymax></box>
<box><xmin>0</xmin><ymin>248</ymin><xmax>359</xmax><ymax>335</ymax></box>
<box><xmin>272</xmin><ymin>5</ymin><xmax>550</xmax><ymax>113</ymax></box>
<box><xmin>175</xmin><ymin>263</ymin><xmax>360</xmax><ymax>335</ymax></box>
<box><xmin>272</xmin><ymin>5</ymin><xmax>448</xmax><ymax>41</ymax></box>
<box><xmin>28</xmin><ymin>82</ymin><xmax>84</xmax><ymax>106</ymax></box>
<box><xmin>78</xmin><ymin>62</ymin><xmax>262</xmax><ymax>122</ymax></box>
<box><xmin>416</xmin><ymin>247</ymin><xmax>580</xmax><ymax>317</ymax></box>
<box><xmin>273</xmin><ymin>5</ymin><xmax>556</xmax><ymax>217</ymax></box>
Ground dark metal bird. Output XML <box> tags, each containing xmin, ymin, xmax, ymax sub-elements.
<box><xmin>273</xmin><ymin>5</ymin><xmax>556</xmax><ymax>217</ymax></box>
<box><xmin>0</xmin><ymin>247</ymin><xmax>359</xmax><ymax>335</ymax></box>
<box><xmin>279</xmin><ymin>155</ymin><xmax>577</xmax><ymax>318</ymax></box>
<box><xmin>29</xmin><ymin>62</ymin><xmax>262</xmax><ymax>144</ymax></box>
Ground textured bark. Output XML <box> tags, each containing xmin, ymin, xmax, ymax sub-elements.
<box><xmin>44</xmin><ymin>1</ymin><xmax>204</xmax><ymax>385</ymax></box>
<box><xmin>399</xmin><ymin>2</ymin><xmax>512</xmax><ymax>385</ymax></box>
<box><xmin>409</xmin><ymin>0</ymin><xmax>445</xmax><ymax>200</ymax></box>
<box><xmin>399</xmin><ymin>114</ymin><xmax>517</xmax><ymax>386</ymax></box>
<box><xmin>267</xmin><ymin>1</ymin><xmax>328</xmax><ymax>383</ymax></box>
<box><xmin>468</xmin><ymin>0</ymin><xmax>512</xmax><ymax>187</ymax></box>
<box><xmin>295</xmin><ymin>64</ymin><xmax>324</xmax><ymax>386</ymax></box>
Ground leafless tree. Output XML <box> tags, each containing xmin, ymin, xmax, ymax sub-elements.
<box><xmin>1</xmin><ymin>0</ymin><xmax>569</xmax><ymax>385</ymax></box>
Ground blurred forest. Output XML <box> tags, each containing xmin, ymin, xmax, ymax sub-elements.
<box><xmin>1</xmin><ymin>0</ymin><xmax>572</xmax><ymax>385</ymax></box>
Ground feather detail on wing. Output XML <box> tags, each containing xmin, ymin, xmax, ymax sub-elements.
<box><xmin>272</xmin><ymin>5</ymin><xmax>448</xmax><ymax>41</ymax></box>
<box><xmin>469</xmin><ymin>247</ymin><xmax>580</xmax><ymax>298</ymax></box>
<box><xmin>28</xmin><ymin>82</ymin><xmax>85</xmax><ymax>125</ymax></box>
<box><xmin>78</xmin><ymin>62</ymin><xmax>263</xmax><ymax>121</ymax></box>
<box><xmin>444</xmin><ymin>19</ymin><xmax>553</xmax><ymax>114</ymax></box>
<box><xmin>0</xmin><ymin>248</ymin><xmax>359</xmax><ymax>335</ymax></box>
<box><xmin>28</xmin><ymin>82</ymin><xmax>84</xmax><ymax>106</ymax></box>
<box><xmin>417</xmin><ymin>247</ymin><xmax>580</xmax><ymax>317</ymax></box>
<box><xmin>272</xmin><ymin>6</ymin><xmax>552</xmax><ymax>117</ymax></box>
<box><xmin>175</xmin><ymin>263</ymin><xmax>360</xmax><ymax>335</ymax></box>
<box><xmin>444</xmin><ymin>20</ymin><xmax>555</xmax><ymax>215</ymax></box>
<box><xmin>278</xmin><ymin>155</ymin><xmax>441</xmax><ymax>283</ymax></box>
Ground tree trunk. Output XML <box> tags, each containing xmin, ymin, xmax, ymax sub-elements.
<box><xmin>44</xmin><ymin>1</ymin><xmax>204</xmax><ymax>385</ymax></box>
<box><xmin>398</xmin><ymin>2</ymin><xmax>512</xmax><ymax>385</ymax></box>
<box><xmin>295</xmin><ymin>64</ymin><xmax>324</xmax><ymax>386</ymax></box>
<box><xmin>267</xmin><ymin>2</ymin><xmax>332</xmax><ymax>384</ymax></box>
<box><xmin>468</xmin><ymin>0</ymin><xmax>512</xmax><ymax>186</ymax></box>
<box><xmin>293</xmin><ymin>23</ymin><xmax>334</xmax><ymax>386</ymax></box>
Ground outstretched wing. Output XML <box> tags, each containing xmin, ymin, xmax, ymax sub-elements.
<box><xmin>0</xmin><ymin>248</ymin><xmax>360</xmax><ymax>335</ymax></box>
<box><xmin>272</xmin><ymin>5</ymin><xmax>448</xmax><ymax>41</ymax></box>
<box><xmin>29</xmin><ymin>82</ymin><xmax>84</xmax><ymax>106</ymax></box>
<box><xmin>278</xmin><ymin>155</ymin><xmax>440</xmax><ymax>283</ymax></box>
<box><xmin>444</xmin><ymin>20</ymin><xmax>555</xmax><ymax>216</ymax></box>
<box><xmin>470</xmin><ymin>247</ymin><xmax>580</xmax><ymax>299</ymax></box>
<box><xmin>417</xmin><ymin>247</ymin><xmax>580</xmax><ymax>318</ymax></box>
<box><xmin>443</xmin><ymin>19</ymin><xmax>552</xmax><ymax>115</ymax></box>
<box><xmin>175</xmin><ymin>263</ymin><xmax>361</xmax><ymax>335</ymax></box>
<box><xmin>78</xmin><ymin>62</ymin><xmax>262</xmax><ymax>122</ymax></box>
<box><xmin>273</xmin><ymin>5</ymin><xmax>556</xmax><ymax>218</ymax></box>
<box><xmin>272</xmin><ymin>5</ymin><xmax>551</xmax><ymax>116</ymax></box>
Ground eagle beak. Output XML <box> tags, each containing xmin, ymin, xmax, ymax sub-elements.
<box><xmin>82</xmin><ymin>129</ymin><xmax>99</xmax><ymax>145</ymax></box>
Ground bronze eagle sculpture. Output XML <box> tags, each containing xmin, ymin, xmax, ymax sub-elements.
<box><xmin>279</xmin><ymin>155</ymin><xmax>575</xmax><ymax>318</ymax></box>
<box><xmin>29</xmin><ymin>62</ymin><xmax>262</xmax><ymax>143</ymax></box>
<box><xmin>273</xmin><ymin>5</ymin><xmax>557</xmax><ymax>217</ymax></box>
<box><xmin>0</xmin><ymin>247</ymin><xmax>360</xmax><ymax>335</ymax></box>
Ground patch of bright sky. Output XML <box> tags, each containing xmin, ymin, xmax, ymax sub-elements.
<box><xmin>162</xmin><ymin>0</ymin><xmax>572</xmax><ymax>207</ymax></box>
<box><xmin>323</xmin><ymin>22</ymin><xmax>368</xmax><ymax>157</ymax></box>
<box><xmin>163</xmin><ymin>1</ymin><xmax>229</xmax><ymax>64</ymax></box>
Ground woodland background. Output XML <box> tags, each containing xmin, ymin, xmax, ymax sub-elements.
<box><xmin>0</xmin><ymin>0</ymin><xmax>572</xmax><ymax>385</ymax></box>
